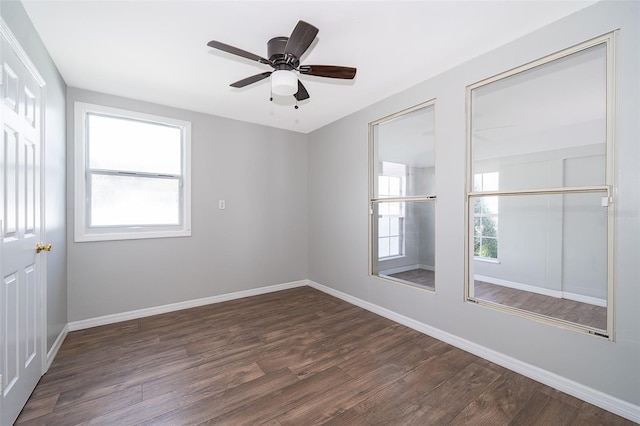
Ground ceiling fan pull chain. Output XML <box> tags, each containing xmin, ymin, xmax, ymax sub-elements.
<box><xmin>294</xmin><ymin>99</ymin><xmax>299</xmax><ymax>109</ymax></box>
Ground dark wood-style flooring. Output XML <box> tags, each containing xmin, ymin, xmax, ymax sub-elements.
<box><xmin>17</xmin><ymin>287</ymin><xmax>631</xmax><ymax>425</ymax></box>
<box><xmin>474</xmin><ymin>280</ymin><xmax>606</xmax><ymax>330</ymax></box>
<box><xmin>387</xmin><ymin>268</ymin><xmax>435</xmax><ymax>290</ymax></box>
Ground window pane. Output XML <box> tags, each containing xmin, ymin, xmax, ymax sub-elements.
<box><xmin>482</xmin><ymin>217</ymin><xmax>498</xmax><ymax>238</ymax></box>
<box><xmin>469</xmin><ymin>191</ymin><xmax>607</xmax><ymax>331</ymax></box>
<box><xmin>471</xmin><ymin>43</ymin><xmax>606</xmax><ymax>191</ymax></box>
<box><xmin>90</xmin><ymin>174</ymin><xmax>180</xmax><ymax>226</ymax></box>
<box><xmin>473</xmin><ymin>198</ymin><xmax>482</xmax><ymax>214</ymax></box>
<box><xmin>389</xmin><ymin>216</ymin><xmax>400</xmax><ymax>236</ymax></box>
<box><xmin>378</xmin><ymin>175</ymin><xmax>389</xmax><ymax>196</ymax></box>
<box><xmin>388</xmin><ymin>202</ymin><xmax>401</xmax><ymax>216</ymax></box>
<box><xmin>372</xmin><ymin>200</ymin><xmax>435</xmax><ymax>290</ymax></box>
<box><xmin>378</xmin><ymin>237</ymin><xmax>390</xmax><ymax>258</ymax></box>
<box><xmin>483</xmin><ymin>196</ymin><xmax>499</xmax><ymax>215</ymax></box>
<box><xmin>375</xmin><ymin>104</ymin><xmax>435</xmax><ymax>197</ymax></box>
<box><xmin>480</xmin><ymin>237</ymin><xmax>498</xmax><ymax>258</ymax></box>
<box><xmin>483</xmin><ymin>172</ymin><xmax>499</xmax><ymax>191</ymax></box>
<box><xmin>473</xmin><ymin>174</ymin><xmax>482</xmax><ymax>192</ymax></box>
<box><xmin>388</xmin><ymin>176</ymin><xmax>401</xmax><ymax>196</ymax></box>
<box><xmin>388</xmin><ymin>237</ymin><xmax>400</xmax><ymax>256</ymax></box>
<box><xmin>378</xmin><ymin>217</ymin><xmax>390</xmax><ymax>237</ymax></box>
<box><xmin>88</xmin><ymin>114</ymin><xmax>182</xmax><ymax>174</ymax></box>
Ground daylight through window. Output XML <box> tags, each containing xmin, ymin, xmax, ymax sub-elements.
<box><xmin>369</xmin><ymin>101</ymin><xmax>437</xmax><ymax>291</ymax></box>
<box><xmin>74</xmin><ymin>102</ymin><xmax>191</xmax><ymax>242</ymax></box>
<box><xmin>465</xmin><ymin>33</ymin><xmax>615</xmax><ymax>337</ymax></box>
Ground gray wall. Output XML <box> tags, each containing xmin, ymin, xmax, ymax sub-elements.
<box><xmin>308</xmin><ymin>0</ymin><xmax>639</xmax><ymax>406</ymax></box>
<box><xmin>1</xmin><ymin>0</ymin><xmax>68</xmax><ymax>352</ymax></box>
<box><xmin>66</xmin><ymin>88</ymin><xmax>308</xmax><ymax>322</ymax></box>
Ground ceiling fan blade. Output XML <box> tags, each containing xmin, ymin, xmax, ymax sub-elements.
<box><xmin>230</xmin><ymin>72</ymin><xmax>272</xmax><ymax>88</ymax></box>
<box><xmin>284</xmin><ymin>21</ymin><xmax>319</xmax><ymax>58</ymax></box>
<box><xmin>294</xmin><ymin>80</ymin><xmax>310</xmax><ymax>101</ymax></box>
<box><xmin>298</xmin><ymin>65</ymin><xmax>356</xmax><ymax>79</ymax></box>
<box><xmin>207</xmin><ymin>40</ymin><xmax>272</xmax><ymax>66</ymax></box>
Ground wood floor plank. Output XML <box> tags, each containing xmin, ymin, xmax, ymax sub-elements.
<box><xmin>82</xmin><ymin>362</ymin><xmax>265</xmax><ymax>425</ymax></box>
<box><xmin>29</xmin><ymin>347</ymin><xmax>191</xmax><ymax>400</ymax></box>
<box><xmin>205</xmin><ymin>365</ymin><xmax>352</xmax><ymax>425</ymax></box>
<box><xmin>12</xmin><ymin>394</ymin><xmax>58</xmax><ymax>423</ymax></box>
<box><xmin>17</xmin><ymin>384</ymin><xmax>142</xmax><ymax>425</ymax></box>
<box><xmin>449</xmin><ymin>370</ymin><xmax>543</xmax><ymax>425</ymax></box>
<box><xmin>571</xmin><ymin>400</ymin><xmax>638</xmax><ymax>426</ymax></box>
<box><xmin>16</xmin><ymin>287</ymin><xmax>632</xmax><ymax>425</ymax></box>
<box><xmin>321</xmin><ymin>346</ymin><xmax>480</xmax><ymax>425</ymax></box>
<box><xmin>137</xmin><ymin>368</ymin><xmax>299</xmax><ymax>426</ymax></box>
<box><xmin>142</xmin><ymin>359</ymin><xmax>264</xmax><ymax>400</ymax></box>
<box><xmin>510</xmin><ymin>390</ymin><xmax>579</xmax><ymax>425</ymax></box>
<box><xmin>276</xmin><ymin>341</ymin><xmax>452</xmax><ymax>425</ymax></box>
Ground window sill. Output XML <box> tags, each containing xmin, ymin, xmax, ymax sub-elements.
<box><xmin>75</xmin><ymin>227</ymin><xmax>191</xmax><ymax>243</ymax></box>
<box><xmin>378</xmin><ymin>255</ymin><xmax>406</xmax><ymax>262</ymax></box>
<box><xmin>474</xmin><ymin>257</ymin><xmax>500</xmax><ymax>264</ymax></box>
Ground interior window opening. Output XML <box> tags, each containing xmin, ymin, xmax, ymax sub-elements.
<box><xmin>465</xmin><ymin>33</ymin><xmax>615</xmax><ymax>337</ymax></box>
<box><xmin>369</xmin><ymin>101</ymin><xmax>436</xmax><ymax>291</ymax></box>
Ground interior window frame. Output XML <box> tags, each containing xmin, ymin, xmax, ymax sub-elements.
<box><xmin>368</xmin><ymin>99</ymin><xmax>437</xmax><ymax>291</ymax></box>
<box><xmin>74</xmin><ymin>102</ymin><xmax>192</xmax><ymax>242</ymax></box>
<box><xmin>464</xmin><ymin>32</ymin><xmax>617</xmax><ymax>339</ymax></box>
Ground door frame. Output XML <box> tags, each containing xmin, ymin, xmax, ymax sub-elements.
<box><xmin>0</xmin><ymin>16</ymin><xmax>48</xmax><ymax>379</ymax></box>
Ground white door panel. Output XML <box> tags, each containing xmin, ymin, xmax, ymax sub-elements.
<box><xmin>0</xmin><ymin>24</ymin><xmax>45</xmax><ymax>425</ymax></box>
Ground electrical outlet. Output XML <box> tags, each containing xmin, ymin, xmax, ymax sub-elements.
<box><xmin>218</xmin><ymin>200</ymin><xmax>226</xmax><ymax>210</ymax></box>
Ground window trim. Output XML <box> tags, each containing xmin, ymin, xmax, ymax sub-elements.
<box><xmin>368</xmin><ymin>99</ymin><xmax>437</xmax><ymax>290</ymax></box>
<box><xmin>464</xmin><ymin>32</ymin><xmax>617</xmax><ymax>339</ymax></box>
<box><xmin>74</xmin><ymin>102</ymin><xmax>191</xmax><ymax>242</ymax></box>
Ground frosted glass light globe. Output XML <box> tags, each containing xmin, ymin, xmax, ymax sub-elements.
<box><xmin>271</xmin><ymin>70</ymin><xmax>298</xmax><ymax>96</ymax></box>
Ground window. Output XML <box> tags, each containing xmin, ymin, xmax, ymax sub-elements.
<box><xmin>370</xmin><ymin>101</ymin><xmax>436</xmax><ymax>290</ymax></box>
<box><xmin>473</xmin><ymin>172</ymin><xmax>498</xmax><ymax>260</ymax></box>
<box><xmin>378</xmin><ymin>162</ymin><xmax>406</xmax><ymax>258</ymax></box>
<box><xmin>466</xmin><ymin>33</ymin><xmax>616</xmax><ymax>337</ymax></box>
<box><xmin>74</xmin><ymin>102</ymin><xmax>191</xmax><ymax>242</ymax></box>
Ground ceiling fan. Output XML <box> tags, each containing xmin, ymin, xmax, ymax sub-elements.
<box><xmin>207</xmin><ymin>20</ymin><xmax>356</xmax><ymax>107</ymax></box>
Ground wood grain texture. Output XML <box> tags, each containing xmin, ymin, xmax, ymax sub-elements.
<box><xmin>16</xmin><ymin>287</ymin><xmax>632</xmax><ymax>425</ymax></box>
<box><xmin>474</xmin><ymin>280</ymin><xmax>607</xmax><ymax>330</ymax></box>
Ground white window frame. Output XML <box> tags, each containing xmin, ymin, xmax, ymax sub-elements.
<box><xmin>369</xmin><ymin>100</ymin><xmax>437</xmax><ymax>287</ymax></box>
<box><xmin>74</xmin><ymin>102</ymin><xmax>191</xmax><ymax>242</ymax></box>
<box><xmin>464</xmin><ymin>32</ymin><xmax>616</xmax><ymax>339</ymax></box>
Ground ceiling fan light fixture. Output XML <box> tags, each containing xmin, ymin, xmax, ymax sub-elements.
<box><xmin>271</xmin><ymin>70</ymin><xmax>298</xmax><ymax>96</ymax></box>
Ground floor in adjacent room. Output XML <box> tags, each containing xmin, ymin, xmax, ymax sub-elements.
<box><xmin>386</xmin><ymin>268</ymin><xmax>435</xmax><ymax>290</ymax></box>
<box><xmin>17</xmin><ymin>286</ymin><xmax>630</xmax><ymax>425</ymax></box>
<box><xmin>385</xmin><ymin>268</ymin><xmax>606</xmax><ymax>330</ymax></box>
<box><xmin>473</xmin><ymin>280</ymin><xmax>607</xmax><ymax>330</ymax></box>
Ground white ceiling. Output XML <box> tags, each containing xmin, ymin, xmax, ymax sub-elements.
<box><xmin>22</xmin><ymin>0</ymin><xmax>596</xmax><ymax>134</ymax></box>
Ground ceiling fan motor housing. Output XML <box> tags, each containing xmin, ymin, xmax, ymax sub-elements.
<box><xmin>268</xmin><ymin>37</ymin><xmax>299</xmax><ymax>70</ymax></box>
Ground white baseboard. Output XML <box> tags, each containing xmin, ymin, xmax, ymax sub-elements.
<box><xmin>562</xmin><ymin>291</ymin><xmax>607</xmax><ymax>307</ymax></box>
<box><xmin>67</xmin><ymin>280</ymin><xmax>307</xmax><ymax>332</ymax></box>
<box><xmin>474</xmin><ymin>274</ymin><xmax>607</xmax><ymax>307</ymax></box>
<box><xmin>306</xmin><ymin>280</ymin><xmax>639</xmax><ymax>423</ymax></box>
<box><xmin>46</xmin><ymin>324</ymin><xmax>68</xmax><ymax>371</ymax></box>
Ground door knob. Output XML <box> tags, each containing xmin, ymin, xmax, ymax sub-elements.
<box><xmin>36</xmin><ymin>243</ymin><xmax>52</xmax><ymax>253</ymax></box>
